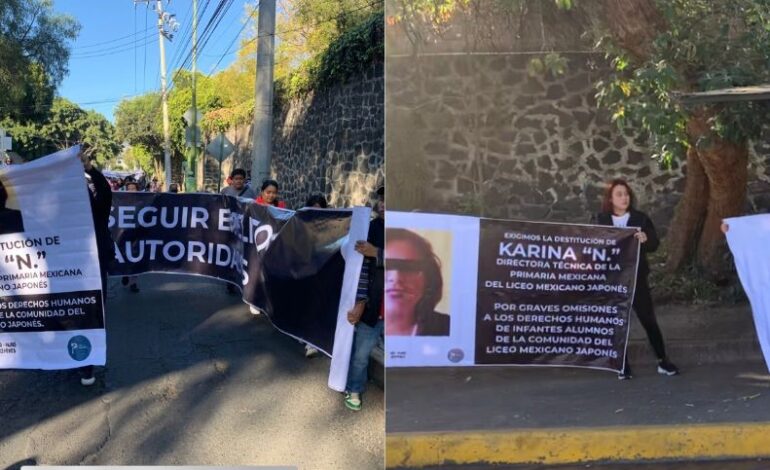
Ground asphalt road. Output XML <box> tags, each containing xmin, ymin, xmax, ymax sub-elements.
<box><xmin>386</xmin><ymin>361</ymin><xmax>770</xmax><ymax>433</ymax></box>
<box><xmin>0</xmin><ymin>274</ymin><xmax>384</xmax><ymax>469</ymax></box>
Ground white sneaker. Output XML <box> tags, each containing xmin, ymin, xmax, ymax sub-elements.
<box><xmin>80</xmin><ymin>376</ymin><xmax>96</xmax><ymax>386</ymax></box>
<box><xmin>305</xmin><ymin>345</ymin><xmax>319</xmax><ymax>358</ymax></box>
<box><xmin>249</xmin><ymin>306</ymin><xmax>261</xmax><ymax>315</ymax></box>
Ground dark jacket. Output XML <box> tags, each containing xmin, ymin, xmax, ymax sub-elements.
<box><xmin>594</xmin><ymin>209</ymin><xmax>659</xmax><ymax>278</ymax></box>
<box><xmin>85</xmin><ymin>167</ymin><xmax>115</xmax><ymax>269</ymax></box>
<box><xmin>416</xmin><ymin>310</ymin><xmax>450</xmax><ymax>336</ymax></box>
<box><xmin>0</xmin><ymin>207</ymin><xmax>24</xmax><ymax>235</ymax></box>
<box><xmin>360</xmin><ymin>216</ymin><xmax>384</xmax><ymax>327</ymax></box>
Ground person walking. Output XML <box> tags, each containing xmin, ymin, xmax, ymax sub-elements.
<box><xmin>344</xmin><ymin>186</ymin><xmax>384</xmax><ymax>411</ymax></box>
<box><xmin>79</xmin><ymin>149</ymin><xmax>115</xmax><ymax>386</ymax></box>
<box><xmin>255</xmin><ymin>179</ymin><xmax>287</xmax><ymax>208</ymax></box>
<box><xmin>120</xmin><ymin>181</ymin><xmax>141</xmax><ymax>293</ymax></box>
<box><xmin>221</xmin><ymin>168</ymin><xmax>256</xmax><ymax>199</ymax></box>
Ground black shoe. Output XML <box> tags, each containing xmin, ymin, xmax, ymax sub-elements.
<box><xmin>121</xmin><ymin>276</ymin><xmax>129</xmax><ymax>286</ymax></box>
<box><xmin>657</xmin><ymin>358</ymin><xmax>679</xmax><ymax>376</ymax></box>
<box><xmin>618</xmin><ymin>363</ymin><xmax>632</xmax><ymax>380</ymax></box>
<box><xmin>129</xmin><ymin>283</ymin><xmax>139</xmax><ymax>293</ymax></box>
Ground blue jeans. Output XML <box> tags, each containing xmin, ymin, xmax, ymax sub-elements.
<box><xmin>346</xmin><ymin>320</ymin><xmax>383</xmax><ymax>394</ymax></box>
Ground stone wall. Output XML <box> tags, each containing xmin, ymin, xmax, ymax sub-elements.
<box><xmin>386</xmin><ymin>52</ymin><xmax>770</xmax><ymax>233</ymax></box>
<box><xmin>205</xmin><ymin>62</ymin><xmax>384</xmax><ymax>209</ymax></box>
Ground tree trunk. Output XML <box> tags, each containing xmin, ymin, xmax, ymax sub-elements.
<box><xmin>664</xmin><ymin>145</ymin><xmax>709</xmax><ymax>272</ymax></box>
<box><xmin>602</xmin><ymin>0</ymin><xmax>666</xmax><ymax>62</ymax></box>
<box><xmin>596</xmin><ymin>1</ymin><xmax>749</xmax><ymax>279</ymax></box>
<box><xmin>694</xmin><ymin>136</ymin><xmax>748</xmax><ymax>278</ymax></box>
<box><xmin>665</xmin><ymin>111</ymin><xmax>748</xmax><ymax>277</ymax></box>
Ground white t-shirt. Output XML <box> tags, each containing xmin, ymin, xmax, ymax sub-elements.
<box><xmin>612</xmin><ymin>212</ymin><xmax>631</xmax><ymax>228</ymax></box>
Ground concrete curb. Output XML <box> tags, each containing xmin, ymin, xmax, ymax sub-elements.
<box><xmin>386</xmin><ymin>423</ymin><xmax>770</xmax><ymax>468</ymax></box>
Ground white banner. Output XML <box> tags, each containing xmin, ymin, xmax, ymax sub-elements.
<box><xmin>725</xmin><ymin>214</ymin><xmax>770</xmax><ymax>372</ymax></box>
<box><xmin>385</xmin><ymin>211</ymin><xmax>640</xmax><ymax>371</ymax></box>
<box><xmin>0</xmin><ymin>146</ymin><xmax>105</xmax><ymax>368</ymax></box>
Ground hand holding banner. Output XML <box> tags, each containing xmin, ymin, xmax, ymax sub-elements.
<box><xmin>0</xmin><ymin>146</ymin><xmax>106</xmax><ymax>369</ymax></box>
<box><xmin>724</xmin><ymin>214</ymin><xmax>770</xmax><ymax>372</ymax></box>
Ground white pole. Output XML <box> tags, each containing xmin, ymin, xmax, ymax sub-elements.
<box><xmin>250</xmin><ymin>0</ymin><xmax>276</xmax><ymax>186</ymax></box>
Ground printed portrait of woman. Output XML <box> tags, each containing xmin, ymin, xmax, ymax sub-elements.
<box><xmin>385</xmin><ymin>228</ymin><xmax>450</xmax><ymax>337</ymax></box>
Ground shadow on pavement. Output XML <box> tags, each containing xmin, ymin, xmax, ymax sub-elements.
<box><xmin>0</xmin><ymin>274</ymin><xmax>383</xmax><ymax>467</ymax></box>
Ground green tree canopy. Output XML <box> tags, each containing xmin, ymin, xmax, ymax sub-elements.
<box><xmin>114</xmin><ymin>93</ymin><xmax>163</xmax><ymax>149</ymax></box>
<box><xmin>595</xmin><ymin>0</ymin><xmax>770</xmax><ymax>166</ymax></box>
<box><xmin>0</xmin><ymin>0</ymin><xmax>80</xmax><ymax>121</ymax></box>
<box><xmin>1</xmin><ymin>98</ymin><xmax>119</xmax><ymax>166</ymax></box>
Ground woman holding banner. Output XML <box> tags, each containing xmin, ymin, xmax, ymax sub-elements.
<box><xmin>594</xmin><ymin>179</ymin><xmax>679</xmax><ymax>380</ymax></box>
<box><xmin>79</xmin><ymin>148</ymin><xmax>115</xmax><ymax>386</ymax></box>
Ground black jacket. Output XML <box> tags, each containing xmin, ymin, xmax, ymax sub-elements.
<box><xmin>85</xmin><ymin>167</ymin><xmax>115</xmax><ymax>268</ymax></box>
<box><xmin>360</xmin><ymin>216</ymin><xmax>384</xmax><ymax>327</ymax></box>
<box><xmin>594</xmin><ymin>209</ymin><xmax>659</xmax><ymax>278</ymax></box>
<box><xmin>0</xmin><ymin>207</ymin><xmax>24</xmax><ymax>235</ymax></box>
<box><xmin>416</xmin><ymin>310</ymin><xmax>450</xmax><ymax>336</ymax></box>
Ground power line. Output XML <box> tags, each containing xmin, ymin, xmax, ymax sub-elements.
<box><xmin>195</xmin><ymin>0</ymin><xmax>237</xmax><ymax>70</ymax></box>
<box><xmin>70</xmin><ymin>34</ymin><xmax>158</xmax><ymax>59</ymax></box>
<box><xmin>205</xmin><ymin>0</ymin><xmax>244</xmax><ymax>55</ymax></box>
<box><xmin>0</xmin><ymin>94</ymin><xmax>151</xmax><ymax>111</ymax></box>
<box><xmin>209</xmin><ymin>0</ymin><xmax>382</xmax><ymax>67</ymax></box>
<box><xmin>143</xmin><ymin>5</ymin><xmax>149</xmax><ymax>91</ymax></box>
<box><xmin>134</xmin><ymin>3</ymin><xmax>138</xmax><ymax>93</ymax></box>
<box><xmin>73</xmin><ymin>25</ymin><xmax>156</xmax><ymax>49</ymax></box>
<box><xmin>132</xmin><ymin>0</ymin><xmax>381</xmax><ymax>115</ymax></box>
<box><xmin>71</xmin><ymin>32</ymin><xmax>158</xmax><ymax>55</ymax></box>
<box><xmin>206</xmin><ymin>0</ymin><xmax>260</xmax><ymax>74</ymax></box>
<box><xmin>165</xmin><ymin>0</ymin><xmax>234</xmax><ymax>92</ymax></box>
<box><xmin>165</xmin><ymin>0</ymin><xmax>198</xmax><ymax>85</ymax></box>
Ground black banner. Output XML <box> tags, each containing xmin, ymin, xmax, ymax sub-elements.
<box><xmin>108</xmin><ymin>193</ymin><xmax>354</xmax><ymax>354</ymax></box>
<box><xmin>475</xmin><ymin>219</ymin><xmax>638</xmax><ymax>370</ymax></box>
<box><xmin>0</xmin><ymin>290</ymin><xmax>104</xmax><ymax>332</ymax></box>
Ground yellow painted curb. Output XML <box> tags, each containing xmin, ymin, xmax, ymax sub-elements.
<box><xmin>386</xmin><ymin>423</ymin><xmax>770</xmax><ymax>468</ymax></box>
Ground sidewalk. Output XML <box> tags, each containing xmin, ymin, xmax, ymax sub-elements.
<box><xmin>386</xmin><ymin>303</ymin><xmax>770</xmax><ymax>468</ymax></box>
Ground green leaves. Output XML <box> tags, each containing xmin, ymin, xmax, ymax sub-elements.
<box><xmin>595</xmin><ymin>0</ymin><xmax>770</xmax><ymax>167</ymax></box>
<box><xmin>527</xmin><ymin>53</ymin><xmax>569</xmax><ymax>79</ymax></box>
<box><xmin>278</xmin><ymin>10</ymin><xmax>384</xmax><ymax>99</ymax></box>
<box><xmin>2</xmin><ymin>98</ymin><xmax>118</xmax><ymax>165</ymax></box>
<box><xmin>0</xmin><ymin>0</ymin><xmax>79</xmax><ymax>122</ymax></box>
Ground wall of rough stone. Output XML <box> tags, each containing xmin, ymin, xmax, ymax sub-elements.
<box><xmin>204</xmin><ymin>62</ymin><xmax>384</xmax><ymax>209</ymax></box>
<box><xmin>386</xmin><ymin>52</ymin><xmax>770</xmax><ymax>233</ymax></box>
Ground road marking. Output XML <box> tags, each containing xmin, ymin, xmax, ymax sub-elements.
<box><xmin>387</xmin><ymin>423</ymin><xmax>770</xmax><ymax>467</ymax></box>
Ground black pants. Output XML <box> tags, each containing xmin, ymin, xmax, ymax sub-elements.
<box><xmin>630</xmin><ymin>276</ymin><xmax>667</xmax><ymax>361</ymax></box>
<box><xmin>77</xmin><ymin>268</ymin><xmax>108</xmax><ymax>379</ymax></box>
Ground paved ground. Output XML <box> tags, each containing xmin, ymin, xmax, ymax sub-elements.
<box><xmin>0</xmin><ymin>274</ymin><xmax>384</xmax><ymax>469</ymax></box>
<box><xmin>386</xmin><ymin>303</ymin><xmax>770</xmax><ymax>468</ymax></box>
<box><xmin>386</xmin><ymin>361</ymin><xmax>770</xmax><ymax>433</ymax></box>
<box><xmin>387</xmin><ymin>302</ymin><xmax>770</xmax><ymax>434</ymax></box>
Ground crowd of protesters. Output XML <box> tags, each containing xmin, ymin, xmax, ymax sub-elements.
<box><xmin>77</xmin><ymin>161</ymin><xmax>384</xmax><ymax>412</ymax></box>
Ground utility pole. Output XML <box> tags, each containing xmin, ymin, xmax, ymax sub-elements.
<box><xmin>188</xmin><ymin>0</ymin><xmax>199</xmax><ymax>193</ymax></box>
<box><xmin>135</xmin><ymin>0</ymin><xmax>178</xmax><ymax>191</ymax></box>
<box><xmin>0</xmin><ymin>127</ymin><xmax>12</xmax><ymax>166</ymax></box>
<box><xmin>250</xmin><ymin>0</ymin><xmax>276</xmax><ymax>186</ymax></box>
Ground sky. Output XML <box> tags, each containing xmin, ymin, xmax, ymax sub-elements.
<box><xmin>55</xmin><ymin>0</ymin><xmax>256</xmax><ymax>122</ymax></box>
